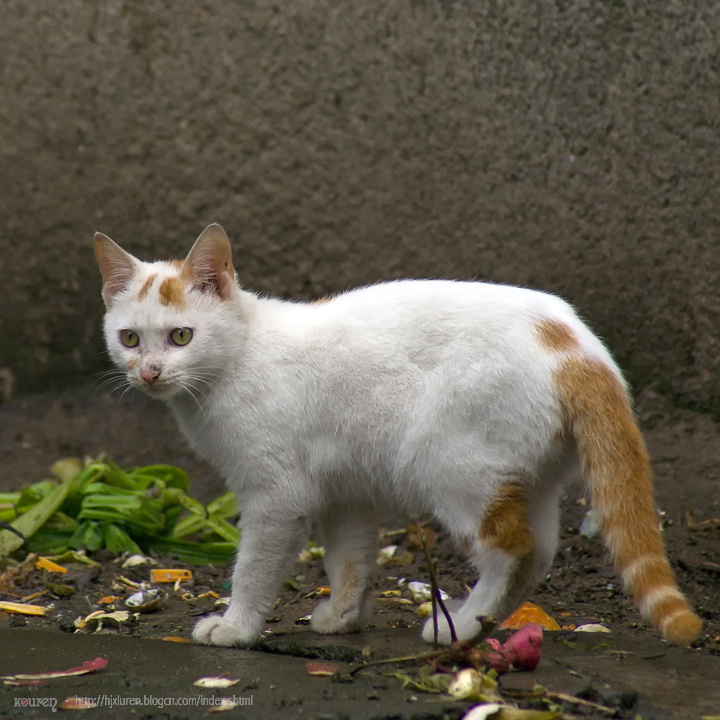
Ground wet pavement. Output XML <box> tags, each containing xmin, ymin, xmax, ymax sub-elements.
<box><xmin>1</xmin><ymin>627</ymin><xmax>718</xmax><ymax>719</ymax></box>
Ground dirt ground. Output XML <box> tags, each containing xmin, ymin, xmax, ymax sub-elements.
<box><xmin>0</xmin><ymin>385</ymin><xmax>719</xmax><ymax>718</ymax></box>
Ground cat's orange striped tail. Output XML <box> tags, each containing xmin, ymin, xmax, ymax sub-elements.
<box><xmin>555</xmin><ymin>356</ymin><xmax>702</xmax><ymax>645</ymax></box>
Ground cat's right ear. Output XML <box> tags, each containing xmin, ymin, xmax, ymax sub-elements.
<box><xmin>93</xmin><ymin>233</ymin><xmax>138</xmax><ymax>308</ymax></box>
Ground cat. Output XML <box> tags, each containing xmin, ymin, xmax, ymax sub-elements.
<box><xmin>94</xmin><ymin>223</ymin><xmax>702</xmax><ymax>648</ymax></box>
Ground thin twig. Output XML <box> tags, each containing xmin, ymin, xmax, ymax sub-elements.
<box><xmin>503</xmin><ymin>687</ymin><xmax>616</xmax><ymax>716</ymax></box>
<box><xmin>421</xmin><ymin>531</ymin><xmax>457</xmax><ymax>644</ymax></box>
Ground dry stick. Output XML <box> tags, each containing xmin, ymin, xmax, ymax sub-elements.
<box><xmin>421</xmin><ymin>531</ymin><xmax>458</xmax><ymax>645</ymax></box>
<box><xmin>503</xmin><ymin>687</ymin><xmax>616</xmax><ymax>717</ymax></box>
<box><xmin>349</xmin><ymin>616</ymin><xmax>496</xmax><ymax>677</ymax></box>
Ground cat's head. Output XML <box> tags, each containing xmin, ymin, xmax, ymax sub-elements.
<box><xmin>94</xmin><ymin>223</ymin><xmax>239</xmax><ymax>402</ymax></box>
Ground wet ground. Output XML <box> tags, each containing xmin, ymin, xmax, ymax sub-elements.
<box><xmin>0</xmin><ymin>386</ymin><xmax>719</xmax><ymax>718</ymax></box>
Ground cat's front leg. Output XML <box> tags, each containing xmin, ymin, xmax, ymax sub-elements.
<box><xmin>311</xmin><ymin>506</ymin><xmax>377</xmax><ymax>635</ymax></box>
<box><xmin>193</xmin><ymin>510</ymin><xmax>307</xmax><ymax>647</ymax></box>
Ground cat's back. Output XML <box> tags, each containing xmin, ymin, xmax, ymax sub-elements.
<box><xmin>304</xmin><ymin>279</ymin><xmax>605</xmax><ymax>359</ymax></box>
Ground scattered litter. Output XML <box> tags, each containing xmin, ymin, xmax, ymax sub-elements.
<box><xmin>416</xmin><ymin>602</ymin><xmax>433</xmax><ymax>617</ymax></box>
<box><xmin>35</xmin><ymin>556</ymin><xmax>68</xmax><ymax>574</ymax></box>
<box><xmin>574</xmin><ymin>623</ymin><xmax>611</xmax><ymax>633</ymax></box>
<box><xmin>579</xmin><ymin>508</ymin><xmax>600</xmax><ymax>538</ymax></box>
<box><xmin>377</xmin><ymin>544</ymin><xmax>415</xmax><ymax>566</ymax></box>
<box><xmin>114</xmin><ymin>575</ymin><xmax>142</xmax><ymax>590</ymax></box>
<box><xmin>298</xmin><ymin>543</ymin><xmax>325</xmax><ymax>562</ymax></box>
<box><xmin>125</xmin><ymin>588</ymin><xmax>164</xmax><ymax>612</ymax></box>
<box><xmin>306</xmin><ymin>661</ymin><xmax>339</xmax><ymax>677</ymax></box>
<box><xmin>304</xmin><ymin>586</ymin><xmax>331</xmax><ymax>598</ymax></box>
<box><xmin>462</xmin><ymin>703</ymin><xmax>560</xmax><ymax>719</ymax></box>
<box><xmin>150</xmin><ymin>568</ymin><xmax>192</xmax><ymax>583</ymax></box>
<box><xmin>380</xmin><ymin>589</ymin><xmax>402</xmax><ymax>597</ymax></box>
<box><xmin>121</xmin><ymin>554</ymin><xmax>155</xmax><ymax>568</ymax></box>
<box><xmin>194</xmin><ymin>676</ymin><xmax>240</xmax><ymax>688</ymax></box>
<box><xmin>295</xmin><ymin>614</ymin><xmax>312</xmax><ymax>625</ymax></box>
<box><xmin>500</xmin><ymin>602</ymin><xmax>561</xmax><ymax>631</ymax></box>
<box><xmin>377</xmin><ymin>545</ymin><xmax>398</xmax><ymax>564</ymax></box>
<box><xmin>162</xmin><ymin>636</ymin><xmax>190</xmax><ymax>643</ymax></box>
<box><xmin>46</xmin><ymin>582</ymin><xmax>75</xmax><ymax>597</ymax></box>
<box><xmin>208</xmin><ymin>698</ymin><xmax>239</xmax><ymax>713</ymax></box>
<box><xmin>97</xmin><ymin>595</ymin><xmax>121</xmax><ymax>605</ymax></box>
<box><xmin>486</xmin><ymin>623</ymin><xmax>544</xmax><ymax>672</ymax></box>
<box><xmin>0</xmin><ymin>601</ymin><xmax>48</xmax><ymax>617</ymax></box>
<box><xmin>74</xmin><ymin>610</ymin><xmax>130</xmax><ymax>632</ymax></box>
<box><xmin>1</xmin><ymin>657</ymin><xmax>107</xmax><ymax>685</ymax></box>
<box><xmin>407</xmin><ymin>581</ymin><xmax>450</xmax><ymax>604</ymax></box>
<box><xmin>59</xmin><ymin>696</ymin><xmax>98</xmax><ymax>710</ymax></box>
<box><xmin>376</xmin><ymin>597</ymin><xmax>414</xmax><ymax>605</ymax></box>
<box><xmin>405</xmin><ymin>523</ymin><xmax>438</xmax><ymax>550</ymax></box>
<box><xmin>47</xmin><ymin>550</ymin><xmax>101</xmax><ymax>568</ymax></box>
<box><xmin>448</xmin><ymin>668</ymin><xmax>502</xmax><ymax>702</ymax></box>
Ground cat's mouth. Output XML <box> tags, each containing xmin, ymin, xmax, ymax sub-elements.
<box><xmin>133</xmin><ymin>376</ymin><xmax>179</xmax><ymax>399</ymax></box>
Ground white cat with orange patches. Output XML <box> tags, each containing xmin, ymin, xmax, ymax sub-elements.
<box><xmin>94</xmin><ymin>224</ymin><xmax>701</xmax><ymax>647</ymax></box>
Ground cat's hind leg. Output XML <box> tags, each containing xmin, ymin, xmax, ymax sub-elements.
<box><xmin>311</xmin><ymin>506</ymin><xmax>376</xmax><ymax>635</ymax></box>
<box><xmin>422</xmin><ymin>482</ymin><xmax>540</xmax><ymax>644</ymax></box>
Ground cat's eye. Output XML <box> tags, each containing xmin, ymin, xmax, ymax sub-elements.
<box><xmin>119</xmin><ymin>329</ymin><xmax>139</xmax><ymax>348</ymax></box>
<box><xmin>170</xmin><ymin>327</ymin><xmax>193</xmax><ymax>346</ymax></box>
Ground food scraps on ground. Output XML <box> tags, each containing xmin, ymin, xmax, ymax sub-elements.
<box><xmin>125</xmin><ymin>588</ymin><xmax>164</xmax><ymax>612</ymax></box>
<box><xmin>574</xmin><ymin>623</ymin><xmax>611</xmax><ymax>633</ymax></box>
<box><xmin>407</xmin><ymin>580</ymin><xmax>450</xmax><ymax>604</ymax></box>
<box><xmin>1</xmin><ymin>657</ymin><xmax>107</xmax><ymax>685</ymax></box>
<box><xmin>194</xmin><ymin>676</ymin><xmax>240</xmax><ymax>688</ymax></box>
<box><xmin>74</xmin><ymin>610</ymin><xmax>131</xmax><ymax>631</ymax></box>
<box><xmin>499</xmin><ymin>602</ymin><xmax>561</xmax><ymax>632</ymax></box>
<box><xmin>306</xmin><ymin>661</ymin><xmax>340</xmax><ymax>677</ymax></box>
<box><xmin>0</xmin><ymin>458</ymin><xmax>241</xmax><ymax>565</ymax></box>
<box><xmin>0</xmin><ymin>600</ymin><xmax>48</xmax><ymax>616</ymax></box>
<box><xmin>35</xmin><ymin>556</ymin><xmax>68</xmax><ymax>574</ymax></box>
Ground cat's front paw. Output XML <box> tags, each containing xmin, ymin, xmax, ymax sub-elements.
<box><xmin>193</xmin><ymin>614</ymin><xmax>258</xmax><ymax>647</ymax></box>
<box><xmin>420</xmin><ymin>603</ymin><xmax>481</xmax><ymax>646</ymax></box>
<box><xmin>421</xmin><ymin>614</ymin><xmax>457</xmax><ymax>645</ymax></box>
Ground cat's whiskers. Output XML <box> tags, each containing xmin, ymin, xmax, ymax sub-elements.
<box><xmin>94</xmin><ymin>369</ymin><xmax>131</xmax><ymax>396</ymax></box>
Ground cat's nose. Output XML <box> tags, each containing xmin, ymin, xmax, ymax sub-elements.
<box><xmin>140</xmin><ymin>365</ymin><xmax>162</xmax><ymax>384</ymax></box>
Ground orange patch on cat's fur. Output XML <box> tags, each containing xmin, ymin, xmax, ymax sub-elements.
<box><xmin>136</xmin><ymin>274</ymin><xmax>157</xmax><ymax>301</ymax></box>
<box><xmin>158</xmin><ymin>276</ymin><xmax>186</xmax><ymax>308</ymax></box>
<box><xmin>479</xmin><ymin>483</ymin><xmax>534</xmax><ymax>557</ymax></box>
<box><xmin>554</xmin><ymin>356</ymin><xmax>701</xmax><ymax>645</ymax></box>
<box><xmin>313</xmin><ymin>296</ymin><xmax>334</xmax><ymax>306</ymax></box>
<box><xmin>536</xmin><ymin>318</ymin><xmax>578</xmax><ymax>353</ymax></box>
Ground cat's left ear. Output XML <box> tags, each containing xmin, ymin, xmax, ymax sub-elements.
<box><xmin>184</xmin><ymin>224</ymin><xmax>236</xmax><ymax>300</ymax></box>
<box><xmin>94</xmin><ymin>232</ymin><xmax>139</xmax><ymax>308</ymax></box>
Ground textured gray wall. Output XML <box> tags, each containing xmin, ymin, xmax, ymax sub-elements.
<box><xmin>1</xmin><ymin>1</ymin><xmax>719</xmax><ymax>413</ymax></box>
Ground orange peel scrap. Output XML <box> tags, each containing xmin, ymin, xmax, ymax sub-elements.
<box><xmin>36</xmin><ymin>557</ymin><xmax>68</xmax><ymax>574</ymax></box>
<box><xmin>0</xmin><ymin>601</ymin><xmax>48</xmax><ymax>617</ymax></box>
<box><xmin>499</xmin><ymin>602</ymin><xmax>561</xmax><ymax>631</ymax></box>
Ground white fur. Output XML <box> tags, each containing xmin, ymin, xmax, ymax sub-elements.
<box><xmin>101</xmin><ymin>245</ymin><xmax>621</xmax><ymax>648</ymax></box>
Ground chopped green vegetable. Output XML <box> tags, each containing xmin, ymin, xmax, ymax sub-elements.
<box><xmin>0</xmin><ymin>457</ymin><xmax>240</xmax><ymax>564</ymax></box>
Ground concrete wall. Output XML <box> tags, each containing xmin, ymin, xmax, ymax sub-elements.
<box><xmin>1</xmin><ymin>1</ymin><xmax>719</xmax><ymax>413</ymax></box>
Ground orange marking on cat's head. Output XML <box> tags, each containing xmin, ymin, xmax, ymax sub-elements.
<box><xmin>158</xmin><ymin>276</ymin><xmax>187</xmax><ymax>308</ymax></box>
<box><xmin>136</xmin><ymin>274</ymin><xmax>157</xmax><ymax>301</ymax></box>
<box><xmin>127</xmin><ymin>357</ymin><xmax>139</xmax><ymax>370</ymax></box>
<box><xmin>536</xmin><ymin>319</ymin><xmax>578</xmax><ymax>353</ymax></box>
<box><xmin>479</xmin><ymin>483</ymin><xmax>534</xmax><ymax>557</ymax></box>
